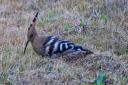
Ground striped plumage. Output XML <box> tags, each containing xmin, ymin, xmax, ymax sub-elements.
<box><xmin>24</xmin><ymin>12</ymin><xmax>93</xmax><ymax>58</ymax></box>
<box><xmin>43</xmin><ymin>36</ymin><xmax>93</xmax><ymax>57</ymax></box>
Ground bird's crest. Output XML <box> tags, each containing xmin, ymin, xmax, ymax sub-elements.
<box><xmin>30</xmin><ymin>11</ymin><xmax>39</xmax><ymax>27</ymax></box>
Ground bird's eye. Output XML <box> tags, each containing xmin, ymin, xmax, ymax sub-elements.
<box><xmin>30</xmin><ymin>34</ymin><xmax>33</xmax><ymax>38</ymax></box>
<box><xmin>28</xmin><ymin>27</ymin><xmax>30</xmax><ymax>30</ymax></box>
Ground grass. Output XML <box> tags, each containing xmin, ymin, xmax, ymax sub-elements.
<box><xmin>0</xmin><ymin>0</ymin><xmax>128</xmax><ymax>84</ymax></box>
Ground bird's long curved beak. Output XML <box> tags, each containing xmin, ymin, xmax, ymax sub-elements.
<box><xmin>24</xmin><ymin>40</ymin><xmax>29</xmax><ymax>54</ymax></box>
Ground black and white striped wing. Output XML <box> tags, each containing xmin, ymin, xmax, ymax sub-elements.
<box><xmin>43</xmin><ymin>36</ymin><xmax>93</xmax><ymax>57</ymax></box>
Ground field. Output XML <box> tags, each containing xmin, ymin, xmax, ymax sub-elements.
<box><xmin>0</xmin><ymin>0</ymin><xmax>128</xmax><ymax>85</ymax></box>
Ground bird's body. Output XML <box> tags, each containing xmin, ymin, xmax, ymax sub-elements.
<box><xmin>30</xmin><ymin>35</ymin><xmax>93</xmax><ymax>58</ymax></box>
<box><xmin>24</xmin><ymin>12</ymin><xmax>93</xmax><ymax>59</ymax></box>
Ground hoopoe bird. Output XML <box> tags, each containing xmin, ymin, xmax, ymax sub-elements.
<box><xmin>24</xmin><ymin>12</ymin><xmax>93</xmax><ymax>58</ymax></box>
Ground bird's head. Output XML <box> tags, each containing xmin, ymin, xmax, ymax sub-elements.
<box><xmin>24</xmin><ymin>12</ymin><xmax>39</xmax><ymax>54</ymax></box>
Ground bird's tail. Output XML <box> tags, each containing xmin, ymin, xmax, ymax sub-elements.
<box><xmin>82</xmin><ymin>48</ymin><xmax>93</xmax><ymax>55</ymax></box>
<box><xmin>75</xmin><ymin>45</ymin><xmax>93</xmax><ymax>55</ymax></box>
